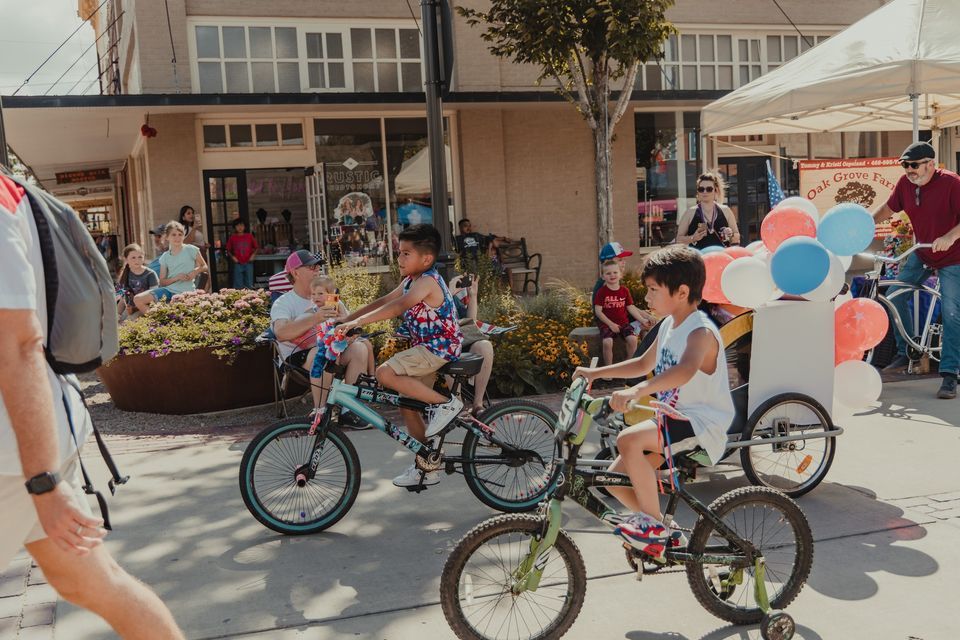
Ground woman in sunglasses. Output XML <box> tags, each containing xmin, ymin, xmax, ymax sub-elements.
<box><xmin>675</xmin><ymin>172</ymin><xmax>741</xmax><ymax>250</ymax></box>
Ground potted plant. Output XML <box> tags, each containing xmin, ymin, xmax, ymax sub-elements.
<box><xmin>98</xmin><ymin>289</ymin><xmax>275</xmax><ymax>414</ymax></box>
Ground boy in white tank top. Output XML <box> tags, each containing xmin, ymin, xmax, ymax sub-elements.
<box><xmin>575</xmin><ymin>246</ymin><xmax>734</xmax><ymax>558</ymax></box>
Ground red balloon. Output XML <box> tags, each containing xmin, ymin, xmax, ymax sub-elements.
<box><xmin>725</xmin><ymin>246</ymin><xmax>753</xmax><ymax>260</ymax></box>
<box><xmin>761</xmin><ymin>207</ymin><xmax>817</xmax><ymax>252</ymax></box>
<box><xmin>835</xmin><ymin>344</ymin><xmax>864</xmax><ymax>365</ymax></box>
<box><xmin>835</xmin><ymin>298</ymin><xmax>889</xmax><ymax>352</ymax></box>
<box><xmin>703</xmin><ymin>252</ymin><xmax>734</xmax><ymax>304</ymax></box>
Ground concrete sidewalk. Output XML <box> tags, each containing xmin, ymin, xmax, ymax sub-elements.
<box><xmin>4</xmin><ymin>378</ymin><xmax>957</xmax><ymax>639</ymax></box>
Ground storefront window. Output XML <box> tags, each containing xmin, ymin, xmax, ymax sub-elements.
<box><xmin>314</xmin><ymin>118</ymin><xmax>389</xmax><ymax>268</ymax></box>
<box><xmin>636</xmin><ymin>112</ymin><xmax>680</xmax><ymax>247</ymax></box>
<box><xmin>313</xmin><ymin>116</ymin><xmax>454</xmax><ymax>270</ymax></box>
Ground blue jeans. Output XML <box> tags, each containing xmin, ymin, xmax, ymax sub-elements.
<box><xmin>232</xmin><ymin>263</ymin><xmax>254</xmax><ymax>289</ymax></box>
<box><xmin>887</xmin><ymin>252</ymin><xmax>960</xmax><ymax>375</ymax></box>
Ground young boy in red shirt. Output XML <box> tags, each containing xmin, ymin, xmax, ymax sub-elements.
<box><xmin>226</xmin><ymin>219</ymin><xmax>259</xmax><ymax>288</ymax></box>
<box><xmin>594</xmin><ymin>260</ymin><xmax>649</xmax><ymax>367</ymax></box>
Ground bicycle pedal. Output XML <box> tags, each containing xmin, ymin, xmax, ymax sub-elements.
<box><xmin>405</xmin><ymin>484</ymin><xmax>430</xmax><ymax>493</ymax></box>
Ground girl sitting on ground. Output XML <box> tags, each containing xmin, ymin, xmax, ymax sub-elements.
<box><xmin>116</xmin><ymin>243</ymin><xmax>158</xmax><ymax>322</ymax></box>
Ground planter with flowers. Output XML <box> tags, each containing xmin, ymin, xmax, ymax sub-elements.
<box><xmin>97</xmin><ymin>289</ymin><xmax>274</xmax><ymax>414</ymax></box>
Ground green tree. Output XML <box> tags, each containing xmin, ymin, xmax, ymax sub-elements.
<box><xmin>458</xmin><ymin>0</ymin><xmax>674</xmax><ymax>246</ymax></box>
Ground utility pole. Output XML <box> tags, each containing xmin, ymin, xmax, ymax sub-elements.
<box><xmin>420</xmin><ymin>0</ymin><xmax>455</xmax><ymax>278</ymax></box>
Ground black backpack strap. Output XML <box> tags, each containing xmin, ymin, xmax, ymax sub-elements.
<box><xmin>59</xmin><ymin>376</ymin><xmax>129</xmax><ymax>531</ymax></box>
<box><xmin>23</xmin><ymin>186</ymin><xmax>59</xmax><ymax>363</ymax></box>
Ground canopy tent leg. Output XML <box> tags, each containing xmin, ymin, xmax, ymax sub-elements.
<box><xmin>911</xmin><ymin>93</ymin><xmax>920</xmax><ymax>142</ymax></box>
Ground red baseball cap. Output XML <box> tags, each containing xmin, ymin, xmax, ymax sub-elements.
<box><xmin>599</xmin><ymin>242</ymin><xmax>633</xmax><ymax>261</ymax></box>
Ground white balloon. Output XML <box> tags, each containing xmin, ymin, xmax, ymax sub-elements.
<box><xmin>835</xmin><ymin>360</ymin><xmax>882</xmax><ymax>408</ymax></box>
<box><xmin>776</xmin><ymin>196</ymin><xmax>821</xmax><ymax>223</ymax></box>
<box><xmin>804</xmin><ymin>253</ymin><xmax>845</xmax><ymax>301</ymax></box>
<box><xmin>720</xmin><ymin>257</ymin><xmax>776</xmax><ymax>308</ymax></box>
<box><xmin>754</xmin><ymin>247</ymin><xmax>772</xmax><ymax>263</ymax></box>
<box><xmin>746</xmin><ymin>240</ymin><xmax>765</xmax><ymax>254</ymax></box>
<box><xmin>838</xmin><ymin>254</ymin><xmax>853</xmax><ymax>271</ymax></box>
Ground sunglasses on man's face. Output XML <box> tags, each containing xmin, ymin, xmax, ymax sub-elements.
<box><xmin>697</xmin><ymin>186</ymin><xmax>715</xmax><ymax>193</ymax></box>
<box><xmin>299</xmin><ymin>264</ymin><xmax>321</xmax><ymax>271</ymax></box>
<box><xmin>901</xmin><ymin>160</ymin><xmax>931</xmax><ymax>170</ymax></box>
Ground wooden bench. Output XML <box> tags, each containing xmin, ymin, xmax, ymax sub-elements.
<box><xmin>497</xmin><ymin>238</ymin><xmax>542</xmax><ymax>294</ymax></box>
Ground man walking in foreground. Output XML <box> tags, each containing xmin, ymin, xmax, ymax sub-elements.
<box><xmin>0</xmin><ymin>172</ymin><xmax>184</xmax><ymax>638</ymax></box>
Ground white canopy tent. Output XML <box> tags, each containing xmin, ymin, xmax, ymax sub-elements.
<box><xmin>394</xmin><ymin>144</ymin><xmax>453</xmax><ymax>196</ymax></box>
<box><xmin>701</xmin><ymin>0</ymin><xmax>960</xmax><ymax>143</ymax></box>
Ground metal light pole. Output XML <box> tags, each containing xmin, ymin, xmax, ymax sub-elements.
<box><xmin>420</xmin><ymin>0</ymin><xmax>456</xmax><ymax>278</ymax></box>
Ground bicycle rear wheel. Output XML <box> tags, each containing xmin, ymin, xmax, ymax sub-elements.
<box><xmin>239</xmin><ymin>417</ymin><xmax>361</xmax><ymax>534</ymax></box>
<box><xmin>740</xmin><ymin>393</ymin><xmax>836</xmax><ymax>498</ymax></box>
<box><xmin>461</xmin><ymin>400</ymin><xmax>560</xmax><ymax>513</ymax></box>
<box><xmin>440</xmin><ymin>514</ymin><xmax>586</xmax><ymax>640</ymax></box>
<box><xmin>686</xmin><ymin>487</ymin><xmax>813</xmax><ymax>625</ymax></box>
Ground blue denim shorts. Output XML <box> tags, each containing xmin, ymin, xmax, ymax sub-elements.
<box><xmin>153</xmin><ymin>287</ymin><xmax>176</xmax><ymax>302</ymax></box>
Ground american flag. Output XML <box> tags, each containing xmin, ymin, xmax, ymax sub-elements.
<box><xmin>766</xmin><ymin>159</ymin><xmax>786</xmax><ymax>208</ymax></box>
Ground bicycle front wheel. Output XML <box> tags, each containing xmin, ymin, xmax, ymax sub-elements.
<box><xmin>461</xmin><ymin>400</ymin><xmax>560</xmax><ymax>513</ymax></box>
<box><xmin>440</xmin><ymin>514</ymin><xmax>586</xmax><ymax>640</ymax></box>
<box><xmin>740</xmin><ymin>393</ymin><xmax>836</xmax><ymax>498</ymax></box>
<box><xmin>239</xmin><ymin>417</ymin><xmax>361</xmax><ymax>535</ymax></box>
<box><xmin>686</xmin><ymin>487</ymin><xmax>813</xmax><ymax>625</ymax></box>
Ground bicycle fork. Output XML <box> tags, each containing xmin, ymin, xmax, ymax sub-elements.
<box><xmin>511</xmin><ymin>499</ymin><xmax>563</xmax><ymax>594</ymax></box>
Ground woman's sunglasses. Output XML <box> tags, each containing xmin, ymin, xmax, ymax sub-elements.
<box><xmin>697</xmin><ymin>186</ymin><xmax>715</xmax><ymax>193</ymax></box>
<box><xmin>900</xmin><ymin>160</ymin><xmax>931</xmax><ymax>170</ymax></box>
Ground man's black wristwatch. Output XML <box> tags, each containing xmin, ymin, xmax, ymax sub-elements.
<box><xmin>24</xmin><ymin>472</ymin><xmax>61</xmax><ymax>495</ymax></box>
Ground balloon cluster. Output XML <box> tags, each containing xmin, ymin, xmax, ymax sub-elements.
<box><xmin>700</xmin><ymin>196</ymin><xmax>888</xmax><ymax>410</ymax></box>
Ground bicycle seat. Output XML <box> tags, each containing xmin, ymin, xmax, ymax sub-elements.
<box><xmin>439</xmin><ymin>352</ymin><xmax>484</xmax><ymax>377</ymax></box>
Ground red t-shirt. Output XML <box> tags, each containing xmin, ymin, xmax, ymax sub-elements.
<box><xmin>226</xmin><ymin>232</ymin><xmax>259</xmax><ymax>264</ymax></box>
<box><xmin>594</xmin><ymin>284</ymin><xmax>633</xmax><ymax>326</ymax></box>
<box><xmin>887</xmin><ymin>169</ymin><xmax>960</xmax><ymax>268</ymax></box>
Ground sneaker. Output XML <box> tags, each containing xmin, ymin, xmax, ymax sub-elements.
<box><xmin>937</xmin><ymin>375</ymin><xmax>957</xmax><ymax>399</ymax></box>
<box><xmin>425</xmin><ymin>396</ymin><xmax>464</xmax><ymax>438</ymax></box>
<box><xmin>882</xmin><ymin>354</ymin><xmax>911</xmax><ymax>373</ymax></box>
<box><xmin>392</xmin><ymin>464</ymin><xmax>440</xmax><ymax>487</ymax></box>
<box><xmin>614</xmin><ymin>512</ymin><xmax>670</xmax><ymax>558</ymax></box>
<box><xmin>668</xmin><ymin>527</ymin><xmax>688</xmax><ymax>549</ymax></box>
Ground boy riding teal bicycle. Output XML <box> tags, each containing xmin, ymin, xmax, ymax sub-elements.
<box><xmin>575</xmin><ymin>245</ymin><xmax>734</xmax><ymax>558</ymax></box>
<box><xmin>336</xmin><ymin>224</ymin><xmax>465</xmax><ymax>487</ymax></box>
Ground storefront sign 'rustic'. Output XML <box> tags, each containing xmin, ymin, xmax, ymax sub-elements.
<box><xmin>55</xmin><ymin>168</ymin><xmax>111</xmax><ymax>184</ymax></box>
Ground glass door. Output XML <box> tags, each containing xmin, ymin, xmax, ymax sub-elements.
<box><xmin>718</xmin><ymin>156</ymin><xmax>769</xmax><ymax>245</ymax></box>
<box><xmin>203</xmin><ymin>170</ymin><xmax>248</xmax><ymax>291</ymax></box>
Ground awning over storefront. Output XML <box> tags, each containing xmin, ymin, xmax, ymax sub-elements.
<box><xmin>701</xmin><ymin>0</ymin><xmax>960</xmax><ymax>137</ymax></box>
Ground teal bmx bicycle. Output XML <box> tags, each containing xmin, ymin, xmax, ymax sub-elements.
<box><xmin>239</xmin><ymin>331</ymin><xmax>561</xmax><ymax>534</ymax></box>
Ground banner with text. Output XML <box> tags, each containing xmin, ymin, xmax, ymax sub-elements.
<box><xmin>798</xmin><ymin>158</ymin><xmax>901</xmax><ymax>236</ymax></box>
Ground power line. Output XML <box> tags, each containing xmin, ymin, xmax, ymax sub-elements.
<box><xmin>405</xmin><ymin>0</ymin><xmax>423</xmax><ymax>36</ymax></box>
<box><xmin>770</xmin><ymin>0</ymin><xmax>814</xmax><ymax>48</ymax></box>
<box><xmin>43</xmin><ymin>10</ymin><xmax>124</xmax><ymax>96</ymax></box>
<box><xmin>12</xmin><ymin>0</ymin><xmax>111</xmax><ymax>95</ymax></box>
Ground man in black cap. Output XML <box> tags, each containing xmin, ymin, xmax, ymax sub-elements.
<box><xmin>873</xmin><ymin>141</ymin><xmax>960</xmax><ymax>398</ymax></box>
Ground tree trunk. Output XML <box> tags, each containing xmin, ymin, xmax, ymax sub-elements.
<box><xmin>593</xmin><ymin>126</ymin><xmax>613</xmax><ymax>247</ymax></box>
<box><xmin>592</xmin><ymin>64</ymin><xmax>614</xmax><ymax>249</ymax></box>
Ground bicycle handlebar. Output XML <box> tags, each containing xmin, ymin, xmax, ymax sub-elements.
<box><xmin>858</xmin><ymin>242</ymin><xmax>932</xmax><ymax>265</ymax></box>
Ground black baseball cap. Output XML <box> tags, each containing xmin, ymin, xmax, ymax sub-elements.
<box><xmin>899</xmin><ymin>141</ymin><xmax>936</xmax><ymax>162</ymax></box>
<box><xmin>148</xmin><ymin>223</ymin><xmax>166</xmax><ymax>235</ymax></box>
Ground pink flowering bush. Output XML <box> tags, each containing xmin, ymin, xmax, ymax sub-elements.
<box><xmin>118</xmin><ymin>289</ymin><xmax>271</xmax><ymax>362</ymax></box>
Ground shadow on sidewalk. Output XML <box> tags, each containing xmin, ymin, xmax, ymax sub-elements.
<box><xmin>627</xmin><ymin>623</ymin><xmax>824</xmax><ymax>639</ymax></box>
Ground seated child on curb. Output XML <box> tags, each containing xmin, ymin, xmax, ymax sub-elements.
<box><xmin>594</xmin><ymin>260</ymin><xmax>650</xmax><ymax>367</ymax></box>
<box><xmin>338</xmin><ymin>224</ymin><xmax>464</xmax><ymax>488</ymax></box>
<box><xmin>575</xmin><ymin>245</ymin><xmax>734</xmax><ymax>558</ymax></box>
<box><xmin>309</xmin><ymin>275</ymin><xmax>375</xmax><ymax>379</ymax></box>
<box><xmin>116</xmin><ymin>243</ymin><xmax>158</xmax><ymax>322</ymax></box>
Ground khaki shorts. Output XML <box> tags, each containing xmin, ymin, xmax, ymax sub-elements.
<box><xmin>385</xmin><ymin>344</ymin><xmax>449</xmax><ymax>386</ymax></box>
<box><xmin>0</xmin><ymin>455</ymin><xmax>93</xmax><ymax>568</ymax></box>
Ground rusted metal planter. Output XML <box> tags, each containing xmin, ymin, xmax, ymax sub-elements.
<box><xmin>97</xmin><ymin>345</ymin><xmax>274</xmax><ymax>414</ymax></box>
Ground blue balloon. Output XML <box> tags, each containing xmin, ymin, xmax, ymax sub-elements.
<box><xmin>770</xmin><ymin>236</ymin><xmax>831</xmax><ymax>295</ymax></box>
<box><xmin>700</xmin><ymin>245</ymin><xmax>725</xmax><ymax>255</ymax></box>
<box><xmin>817</xmin><ymin>203</ymin><xmax>875</xmax><ymax>255</ymax></box>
